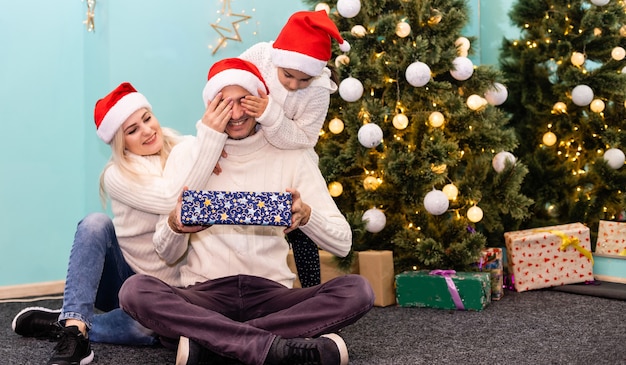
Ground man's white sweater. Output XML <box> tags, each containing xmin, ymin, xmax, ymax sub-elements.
<box><xmin>154</xmin><ymin>128</ymin><xmax>352</xmax><ymax>288</ymax></box>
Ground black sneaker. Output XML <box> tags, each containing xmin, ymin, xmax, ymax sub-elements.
<box><xmin>265</xmin><ymin>333</ymin><xmax>349</xmax><ymax>365</ymax></box>
<box><xmin>12</xmin><ymin>307</ymin><xmax>63</xmax><ymax>340</ymax></box>
<box><xmin>46</xmin><ymin>326</ymin><xmax>94</xmax><ymax>365</ymax></box>
<box><xmin>176</xmin><ymin>336</ymin><xmax>242</xmax><ymax>365</ymax></box>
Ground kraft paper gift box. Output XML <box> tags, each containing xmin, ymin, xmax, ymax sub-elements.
<box><xmin>472</xmin><ymin>248</ymin><xmax>504</xmax><ymax>301</ymax></box>
<box><xmin>504</xmin><ymin>223</ymin><xmax>594</xmax><ymax>292</ymax></box>
<box><xmin>395</xmin><ymin>270</ymin><xmax>491</xmax><ymax>311</ymax></box>
<box><xmin>358</xmin><ymin>250</ymin><xmax>396</xmax><ymax>307</ymax></box>
<box><xmin>181</xmin><ymin>190</ymin><xmax>292</xmax><ymax>226</ymax></box>
<box><xmin>595</xmin><ymin>220</ymin><xmax>626</xmax><ymax>256</ymax></box>
<box><xmin>287</xmin><ymin>250</ymin><xmax>359</xmax><ymax>288</ymax></box>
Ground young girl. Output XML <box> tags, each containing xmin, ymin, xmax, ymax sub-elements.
<box><xmin>239</xmin><ymin>10</ymin><xmax>350</xmax><ymax>288</ymax></box>
<box><xmin>12</xmin><ymin>82</ymin><xmax>233</xmax><ymax>365</ymax></box>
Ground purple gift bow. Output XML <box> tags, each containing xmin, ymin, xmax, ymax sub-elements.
<box><xmin>429</xmin><ymin>269</ymin><xmax>465</xmax><ymax>310</ymax></box>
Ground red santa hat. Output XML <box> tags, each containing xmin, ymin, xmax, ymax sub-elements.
<box><xmin>202</xmin><ymin>58</ymin><xmax>269</xmax><ymax>106</ymax></box>
<box><xmin>94</xmin><ymin>82</ymin><xmax>151</xmax><ymax>144</ymax></box>
<box><xmin>271</xmin><ymin>10</ymin><xmax>350</xmax><ymax>77</ymax></box>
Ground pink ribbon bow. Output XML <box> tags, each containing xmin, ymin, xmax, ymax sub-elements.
<box><xmin>429</xmin><ymin>269</ymin><xmax>465</xmax><ymax>310</ymax></box>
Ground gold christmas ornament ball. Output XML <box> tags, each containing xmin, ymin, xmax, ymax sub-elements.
<box><xmin>328</xmin><ymin>118</ymin><xmax>345</xmax><ymax>134</ymax></box>
<box><xmin>621</xmin><ymin>25</ymin><xmax>626</xmax><ymax>37</ymax></box>
<box><xmin>467</xmin><ymin>206</ymin><xmax>484</xmax><ymax>223</ymax></box>
<box><xmin>395</xmin><ymin>22</ymin><xmax>411</xmax><ymax>38</ymax></box>
<box><xmin>570</xmin><ymin>52</ymin><xmax>585</xmax><ymax>66</ymax></box>
<box><xmin>334</xmin><ymin>55</ymin><xmax>350</xmax><ymax>68</ymax></box>
<box><xmin>363</xmin><ymin>176</ymin><xmax>380</xmax><ymax>191</ymax></box>
<box><xmin>392</xmin><ymin>113</ymin><xmax>409</xmax><ymax>129</ymax></box>
<box><xmin>315</xmin><ymin>2</ymin><xmax>331</xmax><ymax>14</ymax></box>
<box><xmin>430</xmin><ymin>164</ymin><xmax>447</xmax><ymax>174</ymax></box>
<box><xmin>590</xmin><ymin>99</ymin><xmax>605</xmax><ymax>113</ymax></box>
<box><xmin>612</xmin><ymin>47</ymin><xmax>626</xmax><ymax>61</ymax></box>
<box><xmin>351</xmin><ymin>25</ymin><xmax>367</xmax><ymax>38</ymax></box>
<box><xmin>466</xmin><ymin>94</ymin><xmax>487</xmax><ymax>110</ymax></box>
<box><xmin>428</xmin><ymin>111</ymin><xmax>445</xmax><ymax>127</ymax></box>
<box><xmin>455</xmin><ymin>37</ymin><xmax>470</xmax><ymax>52</ymax></box>
<box><xmin>328</xmin><ymin>181</ymin><xmax>343</xmax><ymax>197</ymax></box>
<box><xmin>542</xmin><ymin>131</ymin><xmax>557</xmax><ymax>146</ymax></box>
<box><xmin>442</xmin><ymin>183</ymin><xmax>459</xmax><ymax>201</ymax></box>
<box><xmin>552</xmin><ymin>102</ymin><xmax>567</xmax><ymax>113</ymax></box>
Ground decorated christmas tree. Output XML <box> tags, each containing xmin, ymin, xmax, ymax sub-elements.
<box><xmin>302</xmin><ymin>0</ymin><xmax>533</xmax><ymax>273</ymax></box>
<box><xmin>499</xmin><ymin>0</ymin><xmax>626</xmax><ymax>244</ymax></box>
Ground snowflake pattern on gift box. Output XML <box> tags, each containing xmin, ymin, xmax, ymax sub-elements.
<box><xmin>181</xmin><ymin>190</ymin><xmax>292</xmax><ymax>226</ymax></box>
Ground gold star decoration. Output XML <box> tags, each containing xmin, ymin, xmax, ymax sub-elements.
<box><xmin>82</xmin><ymin>0</ymin><xmax>96</xmax><ymax>32</ymax></box>
<box><xmin>210</xmin><ymin>0</ymin><xmax>252</xmax><ymax>55</ymax></box>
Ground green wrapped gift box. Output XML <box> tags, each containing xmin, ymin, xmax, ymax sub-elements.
<box><xmin>395</xmin><ymin>270</ymin><xmax>491</xmax><ymax>311</ymax></box>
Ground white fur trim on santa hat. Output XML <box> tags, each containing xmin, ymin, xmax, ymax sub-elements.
<box><xmin>271</xmin><ymin>48</ymin><xmax>327</xmax><ymax>77</ymax></box>
<box><xmin>202</xmin><ymin>69</ymin><xmax>266</xmax><ymax>107</ymax></box>
<box><xmin>97</xmin><ymin>92</ymin><xmax>151</xmax><ymax>144</ymax></box>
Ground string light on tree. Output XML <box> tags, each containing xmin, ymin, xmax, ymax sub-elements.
<box><xmin>492</xmin><ymin>151</ymin><xmax>516</xmax><ymax>173</ymax></box>
<box><xmin>328</xmin><ymin>181</ymin><xmax>343</xmax><ymax>197</ymax></box>
<box><xmin>450</xmin><ymin>57</ymin><xmax>474</xmax><ymax>81</ymax></box>
<box><xmin>358</xmin><ymin>123</ymin><xmax>383</xmax><ymax>148</ymax></box>
<box><xmin>424</xmin><ymin>189</ymin><xmax>449</xmax><ymax>215</ymax></box>
<box><xmin>604</xmin><ymin>148</ymin><xmax>625</xmax><ymax>169</ymax></box>
<box><xmin>428</xmin><ymin>111</ymin><xmax>445</xmax><ymax>128</ymax></box>
<box><xmin>543</xmin><ymin>131</ymin><xmax>557</xmax><ymax>146</ymax></box>
<box><xmin>336</xmin><ymin>0</ymin><xmax>361</xmax><ymax>18</ymax></box>
<box><xmin>484</xmin><ymin>82</ymin><xmax>508</xmax><ymax>106</ymax></box>
<box><xmin>338</xmin><ymin>77</ymin><xmax>364</xmax><ymax>102</ymax></box>
<box><xmin>328</xmin><ymin>117</ymin><xmax>344</xmax><ymax>134</ymax></box>
<box><xmin>571</xmin><ymin>85</ymin><xmax>594</xmax><ymax>106</ymax></box>
<box><xmin>362</xmin><ymin>208</ymin><xmax>386</xmax><ymax>233</ymax></box>
<box><xmin>467</xmin><ymin>205</ymin><xmax>484</xmax><ymax>223</ymax></box>
<box><xmin>405</xmin><ymin>61</ymin><xmax>431</xmax><ymax>87</ymax></box>
<box><xmin>442</xmin><ymin>183</ymin><xmax>459</xmax><ymax>201</ymax></box>
<box><xmin>393</xmin><ymin>113</ymin><xmax>409</xmax><ymax>129</ymax></box>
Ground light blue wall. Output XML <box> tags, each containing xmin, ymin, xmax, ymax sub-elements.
<box><xmin>0</xmin><ymin>0</ymin><xmax>516</xmax><ymax>288</ymax></box>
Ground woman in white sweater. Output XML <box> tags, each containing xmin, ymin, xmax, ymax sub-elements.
<box><xmin>239</xmin><ymin>10</ymin><xmax>350</xmax><ymax>288</ymax></box>
<box><xmin>12</xmin><ymin>82</ymin><xmax>233</xmax><ymax>365</ymax></box>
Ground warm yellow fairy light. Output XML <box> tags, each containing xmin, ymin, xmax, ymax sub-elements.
<box><xmin>442</xmin><ymin>184</ymin><xmax>459</xmax><ymax>201</ymax></box>
<box><xmin>328</xmin><ymin>117</ymin><xmax>344</xmax><ymax>134</ymax></box>
<box><xmin>393</xmin><ymin>113</ymin><xmax>409</xmax><ymax>130</ymax></box>
<box><xmin>543</xmin><ymin>131</ymin><xmax>557</xmax><ymax>146</ymax></box>
<box><xmin>590</xmin><ymin>99</ymin><xmax>605</xmax><ymax>113</ymax></box>
<box><xmin>428</xmin><ymin>111</ymin><xmax>445</xmax><ymax>127</ymax></box>
<box><xmin>467</xmin><ymin>205</ymin><xmax>484</xmax><ymax>223</ymax></box>
<box><xmin>553</xmin><ymin>102</ymin><xmax>567</xmax><ymax>113</ymax></box>
<box><xmin>571</xmin><ymin>52</ymin><xmax>585</xmax><ymax>66</ymax></box>
<box><xmin>328</xmin><ymin>181</ymin><xmax>343</xmax><ymax>197</ymax></box>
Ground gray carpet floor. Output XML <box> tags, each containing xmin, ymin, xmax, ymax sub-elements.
<box><xmin>1</xmin><ymin>284</ymin><xmax>625</xmax><ymax>365</ymax></box>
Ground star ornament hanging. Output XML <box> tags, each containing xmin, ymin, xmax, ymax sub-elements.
<box><xmin>210</xmin><ymin>2</ymin><xmax>252</xmax><ymax>55</ymax></box>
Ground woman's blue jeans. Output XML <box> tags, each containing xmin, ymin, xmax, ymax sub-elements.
<box><xmin>58</xmin><ymin>212</ymin><xmax>158</xmax><ymax>345</ymax></box>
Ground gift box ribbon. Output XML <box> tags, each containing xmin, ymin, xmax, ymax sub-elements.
<box><xmin>536</xmin><ymin>229</ymin><xmax>594</xmax><ymax>265</ymax></box>
<box><xmin>429</xmin><ymin>270</ymin><xmax>465</xmax><ymax>310</ymax></box>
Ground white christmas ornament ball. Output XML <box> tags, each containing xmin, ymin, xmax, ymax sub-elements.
<box><xmin>424</xmin><ymin>189</ymin><xmax>450</xmax><ymax>215</ymax></box>
<box><xmin>315</xmin><ymin>3</ymin><xmax>331</xmax><ymax>13</ymax></box>
<box><xmin>604</xmin><ymin>148</ymin><xmax>625</xmax><ymax>169</ymax></box>
<box><xmin>338</xmin><ymin>77</ymin><xmax>364</xmax><ymax>102</ymax></box>
<box><xmin>362</xmin><ymin>208</ymin><xmax>386</xmax><ymax>233</ymax></box>
<box><xmin>492</xmin><ymin>151</ymin><xmax>516</xmax><ymax>173</ymax></box>
<box><xmin>428</xmin><ymin>111</ymin><xmax>445</xmax><ymax>127</ymax></box>
<box><xmin>571</xmin><ymin>85</ymin><xmax>594</xmax><ymax>106</ymax></box>
<box><xmin>337</xmin><ymin>0</ymin><xmax>361</xmax><ymax>18</ymax></box>
<box><xmin>467</xmin><ymin>206</ymin><xmax>484</xmax><ymax>223</ymax></box>
<box><xmin>590</xmin><ymin>0</ymin><xmax>610</xmax><ymax>5</ymax></box>
<box><xmin>484</xmin><ymin>82</ymin><xmax>508</xmax><ymax>105</ymax></box>
<box><xmin>450</xmin><ymin>57</ymin><xmax>474</xmax><ymax>81</ymax></box>
<box><xmin>442</xmin><ymin>183</ymin><xmax>459</xmax><ymax>200</ymax></box>
<box><xmin>405</xmin><ymin>61</ymin><xmax>431</xmax><ymax>87</ymax></box>
<box><xmin>328</xmin><ymin>118</ymin><xmax>344</xmax><ymax>134</ymax></box>
<box><xmin>358</xmin><ymin>123</ymin><xmax>383</xmax><ymax>148</ymax></box>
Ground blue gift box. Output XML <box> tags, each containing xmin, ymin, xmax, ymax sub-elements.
<box><xmin>181</xmin><ymin>190</ymin><xmax>292</xmax><ymax>226</ymax></box>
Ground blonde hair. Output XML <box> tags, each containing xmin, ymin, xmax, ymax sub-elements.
<box><xmin>98</xmin><ymin>124</ymin><xmax>182</xmax><ymax>208</ymax></box>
